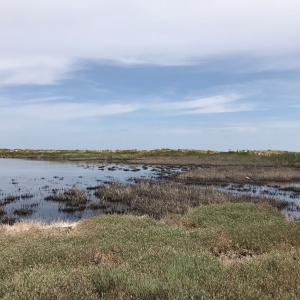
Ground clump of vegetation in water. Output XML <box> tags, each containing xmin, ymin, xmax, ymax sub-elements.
<box><xmin>45</xmin><ymin>188</ymin><xmax>88</xmax><ymax>212</ymax></box>
<box><xmin>13</xmin><ymin>205</ymin><xmax>34</xmax><ymax>216</ymax></box>
<box><xmin>0</xmin><ymin>215</ymin><xmax>17</xmax><ymax>225</ymax></box>
<box><xmin>0</xmin><ymin>208</ymin><xmax>6</xmax><ymax>217</ymax></box>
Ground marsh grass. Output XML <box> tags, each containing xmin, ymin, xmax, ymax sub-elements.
<box><xmin>0</xmin><ymin>149</ymin><xmax>276</xmax><ymax>164</ymax></box>
<box><xmin>176</xmin><ymin>165</ymin><xmax>300</xmax><ymax>184</ymax></box>
<box><xmin>3</xmin><ymin>148</ymin><xmax>300</xmax><ymax>168</ymax></box>
<box><xmin>0</xmin><ymin>203</ymin><xmax>300</xmax><ymax>299</ymax></box>
<box><xmin>127</xmin><ymin>152</ymin><xmax>273</xmax><ymax>166</ymax></box>
<box><xmin>94</xmin><ymin>179</ymin><xmax>288</xmax><ymax>218</ymax></box>
<box><xmin>268</xmin><ymin>152</ymin><xmax>300</xmax><ymax>165</ymax></box>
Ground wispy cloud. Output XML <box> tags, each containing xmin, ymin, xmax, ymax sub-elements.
<box><xmin>143</xmin><ymin>94</ymin><xmax>253</xmax><ymax>114</ymax></box>
<box><xmin>0</xmin><ymin>94</ymin><xmax>251</xmax><ymax>121</ymax></box>
<box><xmin>0</xmin><ymin>102</ymin><xmax>139</xmax><ymax>121</ymax></box>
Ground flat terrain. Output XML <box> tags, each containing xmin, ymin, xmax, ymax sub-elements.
<box><xmin>1</xmin><ymin>148</ymin><xmax>298</xmax><ymax>165</ymax></box>
<box><xmin>1</xmin><ymin>149</ymin><xmax>300</xmax><ymax>299</ymax></box>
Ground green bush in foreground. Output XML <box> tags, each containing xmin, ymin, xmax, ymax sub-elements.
<box><xmin>0</xmin><ymin>203</ymin><xmax>300</xmax><ymax>299</ymax></box>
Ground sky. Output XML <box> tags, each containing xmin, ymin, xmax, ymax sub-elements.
<box><xmin>0</xmin><ymin>1</ymin><xmax>300</xmax><ymax>151</ymax></box>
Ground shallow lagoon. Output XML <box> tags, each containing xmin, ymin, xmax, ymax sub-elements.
<box><xmin>0</xmin><ymin>158</ymin><xmax>179</xmax><ymax>223</ymax></box>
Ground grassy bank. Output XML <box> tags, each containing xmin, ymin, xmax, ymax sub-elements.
<box><xmin>1</xmin><ymin>203</ymin><xmax>300</xmax><ymax>299</ymax></box>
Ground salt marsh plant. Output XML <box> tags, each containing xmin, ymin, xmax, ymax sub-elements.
<box><xmin>0</xmin><ymin>203</ymin><xmax>300</xmax><ymax>299</ymax></box>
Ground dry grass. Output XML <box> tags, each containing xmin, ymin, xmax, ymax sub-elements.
<box><xmin>0</xmin><ymin>220</ymin><xmax>77</xmax><ymax>237</ymax></box>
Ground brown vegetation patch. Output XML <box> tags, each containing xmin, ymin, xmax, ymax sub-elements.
<box><xmin>207</xmin><ymin>230</ymin><xmax>254</xmax><ymax>265</ymax></box>
<box><xmin>86</xmin><ymin>246</ymin><xmax>119</xmax><ymax>266</ymax></box>
<box><xmin>218</xmin><ymin>250</ymin><xmax>254</xmax><ymax>266</ymax></box>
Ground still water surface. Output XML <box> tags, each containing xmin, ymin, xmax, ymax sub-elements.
<box><xmin>0</xmin><ymin>158</ymin><xmax>172</xmax><ymax>223</ymax></box>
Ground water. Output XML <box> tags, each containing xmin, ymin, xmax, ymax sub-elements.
<box><xmin>0</xmin><ymin>158</ymin><xmax>180</xmax><ymax>223</ymax></box>
<box><xmin>1</xmin><ymin>158</ymin><xmax>300</xmax><ymax>223</ymax></box>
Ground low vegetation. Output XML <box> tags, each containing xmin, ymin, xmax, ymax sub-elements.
<box><xmin>0</xmin><ymin>203</ymin><xmax>299</xmax><ymax>299</ymax></box>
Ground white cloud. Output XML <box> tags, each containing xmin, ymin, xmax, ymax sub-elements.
<box><xmin>0</xmin><ymin>1</ymin><xmax>300</xmax><ymax>85</ymax></box>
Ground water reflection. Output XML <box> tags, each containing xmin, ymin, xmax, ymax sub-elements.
<box><xmin>0</xmin><ymin>158</ymin><xmax>180</xmax><ymax>223</ymax></box>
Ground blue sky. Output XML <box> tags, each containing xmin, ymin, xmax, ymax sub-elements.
<box><xmin>0</xmin><ymin>1</ymin><xmax>300</xmax><ymax>151</ymax></box>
